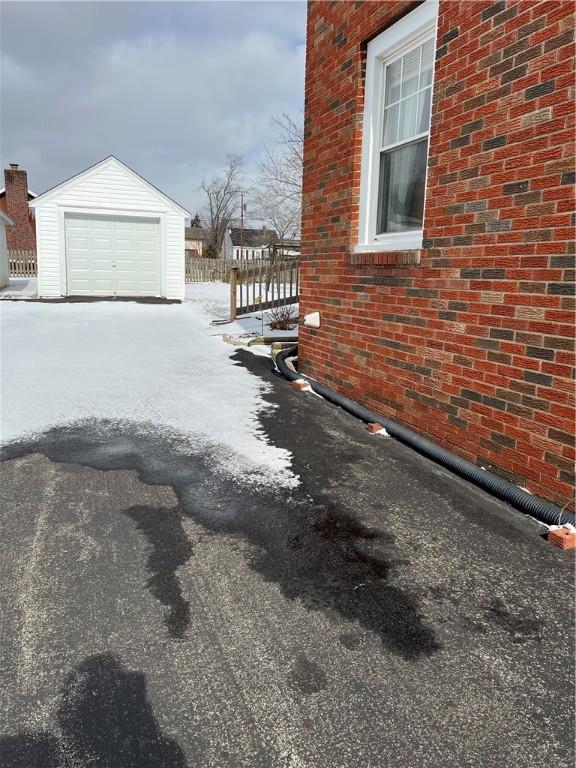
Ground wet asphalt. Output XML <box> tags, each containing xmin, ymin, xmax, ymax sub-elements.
<box><xmin>0</xmin><ymin>349</ymin><xmax>574</xmax><ymax>768</ymax></box>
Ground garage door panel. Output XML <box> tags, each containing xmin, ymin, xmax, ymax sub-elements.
<box><xmin>66</xmin><ymin>219</ymin><xmax>91</xmax><ymax>232</ymax></box>
<box><xmin>116</xmin><ymin>267</ymin><xmax>138</xmax><ymax>278</ymax></box>
<box><xmin>65</xmin><ymin>215</ymin><xmax>161</xmax><ymax>297</ymax></box>
<box><xmin>136</xmin><ymin>257</ymin><xmax>158</xmax><ymax>268</ymax></box>
<box><xmin>92</xmin><ymin>259</ymin><xmax>115</xmax><ymax>271</ymax></box>
<box><xmin>116</xmin><ymin>279</ymin><xmax>138</xmax><ymax>291</ymax></box>
<box><xmin>138</xmin><ymin>239</ymin><xmax>158</xmax><ymax>253</ymax></box>
<box><xmin>115</xmin><ymin>239</ymin><xmax>136</xmax><ymax>251</ymax></box>
<box><xmin>93</xmin><ymin>279</ymin><xmax>115</xmax><ymax>292</ymax></box>
<box><xmin>68</xmin><ymin>258</ymin><xmax>91</xmax><ymax>270</ymax></box>
<box><xmin>92</xmin><ymin>238</ymin><xmax>114</xmax><ymax>251</ymax></box>
<box><xmin>91</xmin><ymin>219</ymin><xmax>114</xmax><ymax>230</ymax></box>
<box><xmin>115</xmin><ymin>220</ymin><xmax>138</xmax><ymax>231</ymax></box>
<box><xmin>67</xmin><ymin>237</ymin><xmax>90</xmax><ymax>250</ymax></box>
<box><xmin>69</xmin><ymin>278</ymin><xmax>91</xmax><ymax>291</ymax></box>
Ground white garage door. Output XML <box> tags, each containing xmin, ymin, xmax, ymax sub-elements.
<box><xmin>65</xmin><ymin>214</ymin><xmax>161</xmax><ymax>297</ymax></box>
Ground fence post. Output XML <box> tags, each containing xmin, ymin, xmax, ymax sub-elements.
<box><xmin>229</xmin><ymin>267</ymin><xmax>238</xmax><ymax>321</ymax></box>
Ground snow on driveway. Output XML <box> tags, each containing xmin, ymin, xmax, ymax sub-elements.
<box><xmin>0</xmin><ymin>285</ymin><xmax>298</xmax><ymax>487</ymax></box>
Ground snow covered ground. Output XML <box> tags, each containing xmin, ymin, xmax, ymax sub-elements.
<box><xmin>0</xmin><ymin>284</ymin><xmax>299</xmax><ymax>488</ymax></box>
<box><xmin>0</xmin><ymin>277</ymin><xmax>38</xmax><ymax>299</ymax></box>
<box><xmin>185</xmin><ymin>282</ymin><xmax>298</xmax><ymax>342</ymax></box>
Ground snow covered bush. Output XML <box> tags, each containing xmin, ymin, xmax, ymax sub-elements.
<box><xmin>267</xmin><ymin>304</ymin><xmax>298</xmax><ymax>330</ymax></box>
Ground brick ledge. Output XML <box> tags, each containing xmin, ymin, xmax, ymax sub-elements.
<box><xmin>349</xmin><ymin>250</ymin><xmax>422</xmax><ymax>267</ymax></box>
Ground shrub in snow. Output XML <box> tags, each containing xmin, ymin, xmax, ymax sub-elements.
<box><xmin>267</xmin><ymin>304</ymin><xmax>298</xmax><ymax>330</ymax></box>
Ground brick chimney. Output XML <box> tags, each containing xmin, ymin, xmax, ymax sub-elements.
<box><xmin>4</xmin><ymin>163</ymin><xmax>36</xmax><ymax>251</ymax></box>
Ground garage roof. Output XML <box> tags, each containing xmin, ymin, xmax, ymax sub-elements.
<box><xmin>29</xmin><ymin>156</ymin><xmax>191</xmax><ymax>217</ymax></box>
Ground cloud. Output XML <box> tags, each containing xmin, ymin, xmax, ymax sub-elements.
<box><xmin>0</xmin><ymin>1</ymin><xmax>306</xmax><ymax>215</ymax></box>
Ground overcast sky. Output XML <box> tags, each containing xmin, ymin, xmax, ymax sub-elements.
<box><xmin>1</xmin><ymin>0</ymin><xmax>306</xmax><ymax>217</ymax></box>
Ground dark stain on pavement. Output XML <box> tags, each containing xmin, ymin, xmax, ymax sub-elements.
<box><xmin>339</xmin><ymin>633</ymin><xmax>364</xmax><ymax>651</ymax></box>
<box><xmin>1</xmin><ymin>415</ymin><xmax>440</xmax><ymax>660</ymax></box>
<box><xmin>0</xmin><ymin>653</ymin><xmax>188</xmax><ymax>767</ymax></box>
<box><xmin>250</xmin><ymin>503</ymin><xmax>439</xmax><ymax>659</ymax></box>
<box><xmin>483</xmin><ymin>598</ymin><xmax>544</xmax><ymax>643</ymax></box>
<box><xmin>124</xmin><ymin>504</ymin><xmax>192</xmax><ymax>639</ymax></box>
<box><xmin>287</xmin><ymin>652</ymin><xmax>327</xmax><ymax>694</ymax></box>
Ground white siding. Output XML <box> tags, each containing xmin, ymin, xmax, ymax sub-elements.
<box><xmin>165</xmin><ymin>211</ymin><xmax>184</xmax><ymax>298</ymax></box>
<box><xmin>53</xmin><ymin>164</ymin><xmax>168</xmax><ymax>210</ymax></box>
<box><xmin>32</xmin><ymin>158</ymin><xmax>187</xmax><ymax>299</ymax></box>
<box><xmin>0</xmin><ymin>221</ymin><xmax>9</xmax><ymax>288</ymax></box>
<box><xmin>36</xmin><ymin>205</ymin><xmax>61</xmax><ymax>297</ymax></box>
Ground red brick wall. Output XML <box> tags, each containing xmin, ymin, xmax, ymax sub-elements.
<box><xmin>300</xmin><ymin>0</ymin><xmax>575</xmax><ymax>505</ymax></box>
<box><xmin>3</xmin><ymin>165</ymin><xmax>36</xmax><ymax>251</ymax></box>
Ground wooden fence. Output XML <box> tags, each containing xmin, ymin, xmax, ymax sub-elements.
<box><xmin>9</xmin><ymin>250</ymin><xmax>37</xmax><ymax>277</ymax></box>
<box><xmin>231</xmin><ymin>258</ymin><xmax>300</xmax><ymax>319</ymax></box>
<box><xmin>185</xmin><ymin>255</ymin><xmax>271</xmax><ymax>283</ymax></box>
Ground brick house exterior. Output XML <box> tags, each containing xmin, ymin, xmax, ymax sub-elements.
<box><xmin>300</xmin><ymin>0</ymin><xmax>575</xmax><ymax>505</ymax></box>
<box><xmin>0</xmin><ymin>164</ymin><xmax>36</xmax><ymax>251</ymax></box>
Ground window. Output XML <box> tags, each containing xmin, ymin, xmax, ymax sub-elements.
<box><xmin>357</xmin><ymin>0</ymin><xmax>438</xmax><ymax>252</ymax></box>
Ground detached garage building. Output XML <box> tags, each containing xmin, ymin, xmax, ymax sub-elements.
<box><xmin>30</xmin><ymin>156</ymin><xmax>190</xmax><ymax>299</ymax></box>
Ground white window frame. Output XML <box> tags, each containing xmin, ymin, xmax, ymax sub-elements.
<box><xmin>356</xmin><ymin>0</ymin><xmax>439</xmax><ymax>253</ymax></box>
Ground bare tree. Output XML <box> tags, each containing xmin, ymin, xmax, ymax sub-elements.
<box><xmin>253</xmin><ymin>112</ymin><xmax>303</xmax><ymax>239</ymax></box>
<box><xmin>249</xmin><ymin>184</ymin><xmax>300</xmax><ymax>241</ymax></box>
<box><xmin>201</xmin><ymin>155</ymin><xmax>242</xmax><ymax>257</ymax></box>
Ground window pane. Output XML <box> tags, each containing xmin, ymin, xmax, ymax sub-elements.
<box><xmin>382</xmin><ymin>102</ymin><xmax>399</xmax><ymax>145</ymax></box>
<box><xmin>420</xmin><ymin>38</ymin><xmax>434</xmax><ymax>88</ymax></box>
<box><xmin>417</xmin><ymin>87</ymin><xmax>432</xmax><ymax>133</ymax></box>
<box><xmin>398</xmin><ymin>93</ymin><xmax>418</xmax><ymax>141</ymax></box>
<box><xmin>401</xmin><ymin>46</ymin><xmax>420</xmax><ymax>98</ymax></box>
<box><xmin>376</xmin><ymin>139</ymin><xmax>428</xmax><ymax>234</ymax></box>
<box><xmin>385</xmin><ymin>58</ymin><xmax>402</xmax><ymax>105</ymax></box>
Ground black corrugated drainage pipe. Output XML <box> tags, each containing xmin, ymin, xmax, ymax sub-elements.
<box><xmin>275</xmin><ymin>346</ymin><xmax>575</xmax><ymax>527</ymax></box>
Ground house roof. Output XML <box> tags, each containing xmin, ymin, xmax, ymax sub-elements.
<box><xmin>29</xmin><ymin>156</ymin><xmax>190</xmax><ymax>217</ymax></box>
<box><xmin>185</xmin><ymin>226</ymin><xmax>209</xmax><ymax>241</ymax></box>
<box><xmin>0</xmin><ymin>189</ymin><xmax>37</xmax><ymax>199</ymax></box>
<box><xmin>0</xmin><ymin>210</ymin><xmax>14</xmax><ymax>225</ymax></box>
<box><xmin>229</xmin><ymin>227</ymin><xmax>277</xmax><ymax>247</ymax></box>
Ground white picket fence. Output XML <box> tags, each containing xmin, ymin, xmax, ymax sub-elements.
<box><xmin>8</xmin><ymin>250</ymin><xmax>37</xmax><ymax>277</ymax></box>
<box><xmin>230</xmin><ymin>258</ymin><xmax>300</xmax><ymax>319</ymax></box>
<box><xmin>185</xmin><ymin>256</ymin><xmax>270</xmax><ymax>283</ymax></box>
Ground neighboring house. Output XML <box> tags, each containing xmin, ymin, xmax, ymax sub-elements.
<box><xmin>299</xmin><ymin>0</ymin><xmax>575</xmax><ymax>505</ymax></box>
<box><xmin>30</xmin><ymin>156</ymin><xmax>190</xmax><ymax>300</ymax></box>
<box><xmin>0</xmin><ymin>164</ymin><xmax>37</xmax><ymax>251</ymax></box>
<box><xmin>226</xmin><ymin>226</ymin><xmax>277</xmax><ymax>260</ymax></box>
<box><xmin>185</xmin><ymin>226</ymin><xmax>209</xmax><ymax>257</ymax></box>
<box><xmin>0</xmin><ymin>210</ymin><xmax>13</xmax><ymax>288</ymax></box>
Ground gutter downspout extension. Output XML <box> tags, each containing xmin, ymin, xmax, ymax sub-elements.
<box><xmin>275</xmin><ymin>346</ymin><xmax>575</xmax><ymax>527</ymax></box>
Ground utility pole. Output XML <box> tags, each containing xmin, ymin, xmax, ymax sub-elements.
<box><xmin>240</xmin><ymin>191</ymin><xmax>244</xmax><ymax>260</ymax></box>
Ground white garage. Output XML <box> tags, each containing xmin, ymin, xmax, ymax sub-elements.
<box><xmin>0</xmin><ymin>210</ymin><xmax>13</xmax><ymax>289</ymax></box>
<box><xmin>30</xmin><ymin>156</ymin><xmax>190</xmax><ymax>299</ymax></box>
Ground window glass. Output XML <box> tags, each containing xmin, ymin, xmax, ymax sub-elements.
<box><xmin>382</xmin><ymin>39</ymin><xmax>431</xmax><ymax>148</ymax></box>
<box><xmin>382</xmin><ymin>102</ymin><xmax>400</xmax><ymax>145</ymax></box>
<box><xmin>417</xmin><ymin>87</ymin><xmax>432</xmax><ymax>133</ymax></box>
<box><xmin>385</xmin><ymin>58</ymin><xmax>402</xmax><ymax>105</ymax></box>
<box><xmin>401</xmin><ymin>46</ymin><xmax>420</xmax><ymax>98</ymax></box>
<box><xmin>377</xmin><ymin>139</ymin><xmax>428</xmax><ymax>234</ymax></box>
<box><xmin>377</xmin><ymin>36</ymin><xmax>433</xmax><ymax>234</ymax></box>
<box><xmin>398</xmin><ymin>93</ymin><xmax>418</xmax><ymax>141</ymax></box>
<box><xmin>420</xmin><ymin>39</ymin><xmax>434</xmax><ymax>88</ymax></box>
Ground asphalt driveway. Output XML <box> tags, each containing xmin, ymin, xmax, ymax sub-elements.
<box><xmin>0</xmin><ymin>290</ymin><xmax>574</xmax><ymax>768</ymax></box>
